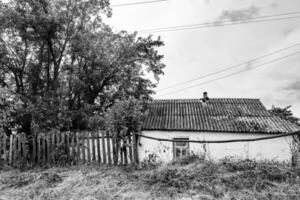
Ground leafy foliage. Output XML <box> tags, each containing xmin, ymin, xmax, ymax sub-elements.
<box><xmin>105</xmin><ymin>97</ymin><xmax>145</xmax><ymax>138</ymax></box>
<box><xmin>0</xmin><ymin>0</ymin><xmax>165</xmax><ymax>134</ymax></box>
<box><xmin>269</xmin><ymin>105</ymin><xmax>300</xmax><ymax>125</ymax></box>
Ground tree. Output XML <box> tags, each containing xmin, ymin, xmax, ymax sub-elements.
<box><xmin>0</xmin><ymin>0</ymin><xmax>165</xmax><ymax>134</ymax></box>
<box><xmin>269</xmin><ymin>105</ymin><xmax>300</xmax><ymax>167</ymax></box>
<box><xmin>104</xmin><ymin>97</ymin><xmax>145</xmax><ymax>164</ymax></box>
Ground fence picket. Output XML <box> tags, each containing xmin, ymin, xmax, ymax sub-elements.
<box><xmin>3</xmin><ymin>135</ymin><xmax>7</xmax><ymax>162</ymax></box>
<box><xmin>106</xmin><ymin>132</ymin><xmax>112</xmax><ymax>165</ymax></box>
<box><xmin>1</xmin><ymin>131</ymin><xmax>137</xmax><ymax>167</ymax></box>
<box><xmin>82</xmin><ymin>133</ymin><xmax>86</xmax><ymax>163</ymax></box>
<box><xmin>0</xmin><ymin>134</ymin><xmax>2</xmax><ymax>161</ymax></box>
<box><xmin>97</xmin><ymin>131</ymin><xmax>101</xmax><ymax>164</ymax></box>
<box><xmin>102</xmin><ymin>131</ymin><xmax>106</xmax><ymax>164</ymax></box>
<box><xmin>51</xmin><ymin>133</ymin><xmax>55</xmax><ymax>164</ymax></box>
<box><xmin>46</xmin><ymin>134</ymin><xmax>50</xmax><ymax>164</ymax></box>
<box><xmin>9</xmin><ymin>135</ymin><xmax>13</xmax><ymax>165</ymax></box>
<box><xmin>76</xmin><ymin>132</ymin><xmax>80</xmax><ymax>163</ymax></box>
<box><xmin>43</xmin><ymin>134</ymin><xmax>47</xmax><ymax>164</ymax></box>
<box><xmin>22</xmin><ymin>134</ymin><xmax>26</xmax><ymax>164</ymax></box>
<box><xmin>128</xmin><ymin>135</ymin><xmax>133</xmax><ymax>163</ymax></box>
<box><xmin>71</xmin><ymin>133</ymin><xmax>75</xmax><ymax>164</ymax></box>
<box><xmin>32</xmin><ymin>134</ymin><xmax>36</xmax><ymax>165</ymax></box>
<box><xmin>86</xmin><ymin>133</ymin><xmax>91</xmax><ymax>163</ymax></box>
<box><xmin>124</xmin><ymin>141</ymin><xmax>128</xmax><ymax>165</ymax></box>
<box><xmin>91</xmin><ymin>132</ymin><xmax>96</xmax><ymax>162</ymax></box>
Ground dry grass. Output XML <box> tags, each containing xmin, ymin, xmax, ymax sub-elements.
<box><xmin>0</xmin><ymin>158</ymin><xmax>300</xmax><ymax>200</ymax></box>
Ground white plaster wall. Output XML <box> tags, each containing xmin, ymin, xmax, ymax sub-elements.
<box><xmin>138</xmin><ymin>131</ymin><xmax>293</xmax><ymax>163</ymax></box>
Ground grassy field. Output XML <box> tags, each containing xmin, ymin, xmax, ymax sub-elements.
<box><xmin>1</xmin><ymin>157</ymin><xmax>300</xmax><ymax>200</ymax></box>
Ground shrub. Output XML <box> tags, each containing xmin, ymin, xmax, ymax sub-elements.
<box><xmin>170</xmin><ymin>153</ymin><xmax>204</xmax><ymax>166</ymax></box>
<box><xmin>140</xmin><ymin>153</ymin><xmax>162</xmax><ymax>170</ymax></box>
<box><xmin>221</xmin><ymin>157</ymin><xmax>257</xmax><ymax>172</ymax></box>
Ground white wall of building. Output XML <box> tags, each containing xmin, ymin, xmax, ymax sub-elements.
<box><xmin>138</xmin><ymin>131</ymin><xmax>293</xmax><ymax>163</ymax></box>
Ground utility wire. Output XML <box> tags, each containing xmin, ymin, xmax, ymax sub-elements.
<box><xmin>136</xmin><ymin>130</ymin><xmax>300</xmax><ymax>144</ymax></box>
<box><xmin>158</xmin><ymin>43</ymin><xmax>300</xmax><ymax>92</ymax></box>
<box><xmin>112</xmin><ymin>0</ymin><xmax>167</xmax><ymax>7</ymax></box>
<box><xmin>140</xmin><ymin>15</ymin><xmax>300</xmax><ymax>33</ymax></box>
<box><xmin>140</xmin><ymin>11</ymin><xmax>300</xmax><ymax>32</ymax></box>
<box><xmin>156</xmin><ymin>51</ymin><xmax>300</xmax><ymax>97</ymax></box>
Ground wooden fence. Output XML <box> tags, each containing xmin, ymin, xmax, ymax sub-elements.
<box><xmin>0</xmin><ymin>131</ymin><xmax>138</xmax><ymax>167</ymax></box>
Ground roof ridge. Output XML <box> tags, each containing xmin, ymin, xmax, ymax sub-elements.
<box><xmin>152</xmin><ymin>98</ymin><xmax>260</xmax><ymax>101</ymax></box>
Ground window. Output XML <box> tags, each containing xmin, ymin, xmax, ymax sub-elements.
<box><xmin>173</xmin><ymin>138</ymin><xmax>189</xmax><ymax>159</ymax></box>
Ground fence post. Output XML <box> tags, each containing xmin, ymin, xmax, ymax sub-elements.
<box><xmin>9</xmin><ymin>134</ymin><xmax>13</xmax><ymax>166</ymax></box>
<box><xmin>133</xmin><ymin>132</ymin><xmax>139</xmax><ymax>164</ymax></box>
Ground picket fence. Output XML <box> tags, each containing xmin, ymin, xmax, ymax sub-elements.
<box><xmin>0</xmin><ymin>131</ymin><xmax>138</xmax><ymax>167</ymax></box>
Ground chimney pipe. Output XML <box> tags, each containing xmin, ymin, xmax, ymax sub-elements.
<box><xmin>203</xmin><ymin>92</ymin><xmax>209</xmax><ymax>102</ymax></box>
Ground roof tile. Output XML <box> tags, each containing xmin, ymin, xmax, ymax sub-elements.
<box><xmin>142</xmin><ymin>98</ymin><xmax>300</xmax><ymax>133</ymax></box>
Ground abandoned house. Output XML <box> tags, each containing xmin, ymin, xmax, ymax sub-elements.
<box><xmin>139</xmin><ymin>92</ymin><xmax>300</xmax><ymax>162</ymax></box>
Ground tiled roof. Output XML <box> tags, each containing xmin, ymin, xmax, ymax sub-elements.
<box><xmin>142</xmin><ymin>98</ymin><xmax>300</xmax><ymax>134</ymax></box>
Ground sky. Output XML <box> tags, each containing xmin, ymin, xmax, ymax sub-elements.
<box><xmin>106</xmin><ymin>0</ymin><xmax>300</xmax><ymax>117</ymax></box>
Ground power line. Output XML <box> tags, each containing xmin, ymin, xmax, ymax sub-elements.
<box><xmin>136</xmin><ymin>130</ymin><xmax>300</xmax><ymax>144</ymax></box>
<box><xmin>140</xmin><ymin>11</ymin><xmax>300</xmax><ymax>32</ymax></box>
<box><xmin>139</xmin><ymin>14</ymin><xmax>300</xmax><ymax>33</ymax></box>
<box><xmin>111</xmin><ymin>0</ymin><xmax>167</xmax><ymax>7</ymax></box>
<box><xmin>156</xmin><ymin>51</ymin><xmax>300</xmax><ymax>97</ymax></box>
<box><xmin>158</xmin><ymin>43</ymin><xmax>300</xmax><ymax>92</ymax></box>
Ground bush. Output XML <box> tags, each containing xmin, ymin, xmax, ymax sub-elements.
<box><xmin>140</xmin><ymin>153</ymin><xmax>162</xmax><ymax>170</ymax></box>
<box><xmin>170</xmin><ymin>153</ymin><xmax>204</xmax><ymax>166</ymax></box>
<box><xmin>221</xmin><ymin>157</ymin><xmax>257</xmax><ymax>172</ymax></box>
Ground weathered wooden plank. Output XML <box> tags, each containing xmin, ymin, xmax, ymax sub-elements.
<box><xmin>0</xmin><ymin>134</ymin><xmax>2</xmax><ymax>161</ymax></box>
<box><xmin>51</xmin><ymin>133</ymin><xmax>55</xmax><ymax>164</ymax></box>
<box><xmin>32</xmin><ymin>134</ymin><xmax>36</xmax><ymax>165</ymax></box>
<box><xmin>13</xmin><ymin>135</ymin><xmax>17</xmax><ymax>166</ymax></box>
<box><xmin>101</xmin><ymin>131</ymin><xmax>106</xmax><ymax>164</ymax></box>
<box><xmin>46</xmin><ymin>134</ymin><xmax>50</xmax><ymax>164</ymax></box>
<box><xmin>124</xmin><ymin>140</ymin><xmax>128</xmax><ymax>165</ymax></box>
<box><xmin>42</xmin><ymin>134</ymin><xmax>47</xmax><ymax>164</ymax></box>
<box><xmin>9</xmin><ymin>134</ymin><xmax>13</xmax><ymax>166</ymax></box>
<box><xmin>3</xmin><ymin>134</ymin><xmax>7</xmax><ymax>162</ymax></box>
<box><xmin>106</xmin><ymin>132</ymin><xmax>112</xmax><ymax>165</ymax></box>
<box><xmin>37</xmin><ymin>134</ymin><xmax>42</xmax><ymax>165</ymax></box>
<box><xmin>97</xmin><ymin>131</ymin><xmax>101</xmax><ymax>164</ymax></box>
<box><xmin>91</xmin><ymin>132</ymin><xmax>96</xmax><ymax>162</ymax></box>
<box><xmin>112</xmin><ymin>136</ymin><xmax>117</xmax><ymax>165</ymax></box>
<box><xmin>128</xmin><ymin>135</ymin><xmax>133</xmax><ymax>163</ymax></box>
<box><xmin>133</xmin><ymin>132</ymin><xmax>138</xmax><ymax>164</ymax></box>
<box><xmin>22</xmin><ymin>134</ymin><xmax>27</xmax><ymax>165</ymax></box>
<box><xmin>9</xmin><ymin>134</ymin><xmax>14</xmax><ymax>165</ymax></box>
<box><xmin>86</xmin><ymin>133</ymin><xmax>91</xmax><ymax>163</ymax></box>
<box><xmin>117</xmin><ymin>139</ymin><xmax>121</xmax><ymax>165</ymax></box>
<box><xmin>82</xmin><ymin>133</ymin><xmax>86</xmax><ymax>163</ymax></box>
<box><xmin>55</xmin><ymin>132</ymin><xmax>60</xmax><ymax>165</ymax></box>
<box><xmin>65</xmin><ymin>132</ymin><xmax>70</xmax><ymax>164</ymax></box>
<box><xmin>120</xmin><ymin>140</ymin><xmax>124</xmax><ymax>165</ymax></box>
<box><xmin>76</xmin><ymin>132</ymin><xmax>81</xmax><ymax>163</ymax></box>
<box><xmin>71</xmin><ymin>133</ymin><xmax>75</xmax><ymax>164</ymax></box>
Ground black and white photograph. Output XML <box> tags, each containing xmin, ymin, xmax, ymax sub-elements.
<box><xmin>0</xmin><ymin>0</ymin><xmax>300</xmax><ymax>199</ymax></box>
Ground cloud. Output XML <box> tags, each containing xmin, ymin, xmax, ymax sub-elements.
<box><xmin>218</xmin><ymin>5</ymin><xmax>260</xmax><ymax>22</ymax></box>
<box><xmin>285</xmin><ymin>80</ymin><xmax>300</xmax><ymax>91</ymax></box>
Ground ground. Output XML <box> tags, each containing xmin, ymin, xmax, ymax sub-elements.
<box><xmin>0</xmin><ymin>158</ymin><xmax>300</xmax><ymax>200</ymax></box>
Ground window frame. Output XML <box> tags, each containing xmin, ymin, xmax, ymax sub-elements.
<box><xmin>173</xmin><ymin>138</ymin><xmax>190</xmax><ymax>159</ymax></box>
